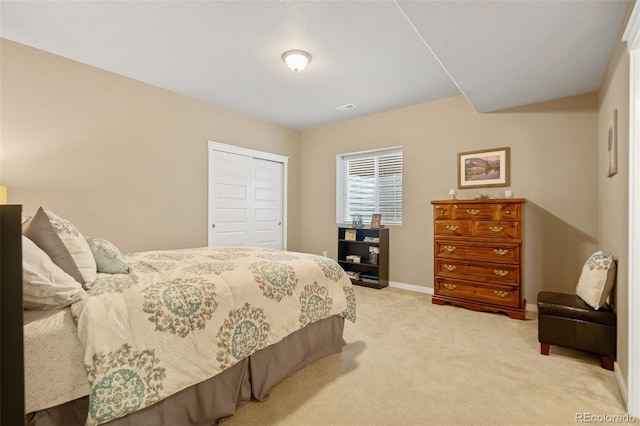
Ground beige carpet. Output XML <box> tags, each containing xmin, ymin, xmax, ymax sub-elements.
<box><xmin>223</xmin><ymin>286</ymin><xmax>626</xmax><ymax>425</ymax></box>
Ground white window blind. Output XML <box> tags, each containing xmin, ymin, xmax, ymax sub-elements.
<box><xmin>338</xmin><ymin>147</ymin><xmax>402</xmax><ymax>225</ymax></box>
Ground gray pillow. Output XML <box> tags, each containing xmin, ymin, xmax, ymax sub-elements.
<box><xmin>86</xmin><ymin>237</ymin><xmax>129</xmax><ymax>274</ymax></box>
<box><xmin>23</xmin><ymin>207</ymin><xmax>97</xmax><ymax>286</ymax></box>
<box><xmin>22</xmin><ymin>236</ymin><xmax>86</xmax><ymax>309</ymax></box>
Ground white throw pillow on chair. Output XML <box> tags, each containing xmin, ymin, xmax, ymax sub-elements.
<box><xmin>575</xmin><ymin>250</ymin><xmax>616</xmax><ymax>310</ymax></box>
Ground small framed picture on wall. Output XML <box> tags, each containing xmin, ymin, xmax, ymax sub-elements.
<box><xmin>608</xmin><ymin>109</ymin><xmax>618</xmax><ymax>178</ymax></box>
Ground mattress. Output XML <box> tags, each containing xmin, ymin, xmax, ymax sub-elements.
<box><xmin>23</xmin><ymin>308</ymin><xmax>89</xmax><ymax>413</ymax></box>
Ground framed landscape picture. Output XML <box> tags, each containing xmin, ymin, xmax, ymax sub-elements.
<box><xmin>458</xmin><ymin>147</ymin><xmax>510</xmax><ymax>189</ymax></box>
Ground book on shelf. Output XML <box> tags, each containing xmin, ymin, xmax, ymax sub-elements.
<box><xmin>363</xmin><ymin>236</ymin><xmax>379</xmax><ymax>243</ymax></box>
<box><xmin>360</xmin><ymin>273</ymin><xmax>379</xmax><ymax>281</ymax></box>
<box><xmin>360</xmin><ymin>277</ymin><xmax>379</xmax><ymax>283</ymax></box>
<box><xmin>345</xmin><ymin>255</ymin><xmax>361</xmax><ymax>263</ymax></box>
<box><xmin>346</xmin><ymin>271</ymin><xmax>361</xmax><ymax>280</ymax></box>
<box><xmin>345</xmin><ymin>229</ymin><xmax>357</xmax><ymax>241</ymax></box>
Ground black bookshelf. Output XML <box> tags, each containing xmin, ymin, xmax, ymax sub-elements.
<box><xmin>338</xmin><ymin>227</ymin><xmax>389</xmax><ymax>289</ymax></box>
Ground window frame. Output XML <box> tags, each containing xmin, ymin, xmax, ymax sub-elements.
<box><xmin>336</xmin><ymin>146</ymin><xmax>403</xmax><ymax>225</ymax></box>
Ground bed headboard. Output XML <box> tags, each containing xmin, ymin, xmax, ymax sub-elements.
<box><xmin>0</xmin><ymin>204</ymin><xmax>25</xmax><ymax>424</ymax></box>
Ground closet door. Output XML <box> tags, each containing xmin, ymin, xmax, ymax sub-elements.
<box><xmin>252</xmin><ymin>158</ymin><xmax>283</xmax><ymax>249</ymax></box>
<box><xmin>208</xmin><ymin>147</ymin><xmax>284</xmax><ymax>249</ymax></box>
<box><xmin>209</xmin><ymin>150</ymin><xmax>251</xmax><ymax>246</ymax></box>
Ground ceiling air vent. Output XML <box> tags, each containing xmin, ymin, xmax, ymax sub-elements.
<box><xmin>336</xmin><ymin>104</ymin><xmax>357</xmax><ymax>112</ymax></box>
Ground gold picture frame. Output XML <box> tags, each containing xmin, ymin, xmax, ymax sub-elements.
<box><xmin>345</xmin><ymin>229</ymin><xmax>357</xmax><ymax>241</ymax></box>
<box><xmin>458</xmin><ymin>147</ymin><xmax>510</xmax><ymax>189</ymax></box>
<box><xmin>370</xmin><ymin>213</ymin><xmax>382</xmax><ymax>229</ymax></box>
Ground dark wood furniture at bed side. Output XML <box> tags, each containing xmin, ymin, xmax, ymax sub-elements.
<box><xmin>338</xmin><ymin>227</ymin><xmax>389</xmax><ymax>289</ymax></box>
<box><xmin>431</xmin><ymin>199</ymin><xmax>526</xmax><ymax>320</ymax></box>
<box><xmin>1</xmin><ymin>205</ymin><xmax>25</xmax><ymax>425</ymax></box>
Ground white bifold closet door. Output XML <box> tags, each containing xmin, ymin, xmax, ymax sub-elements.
<box><xmin>208</xmin><ymin>149</ymin><xmax>284</xmax><ymax>249</ymax></box>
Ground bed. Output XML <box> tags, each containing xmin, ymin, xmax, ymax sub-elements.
<box><xmin>23</xmin><ymin>240</ymin><xmax>356</xmax><ymax>425</ymax></box>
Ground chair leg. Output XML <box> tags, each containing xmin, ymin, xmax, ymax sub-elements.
<box><xmin>540</xmin><ymin>342</ymin><xmax>550</xmax><ymax>355</ymax></box>
<box><xmin>601</xmin><ymin>356</ymin><xmax>614</xmax><ymax>371</ymax></box>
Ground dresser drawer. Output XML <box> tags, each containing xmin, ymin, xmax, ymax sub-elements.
<box><xmin>433</xmin><ymin>204</ymin><xmax>452</xmax><ymax>220</ymax></box>
<box><xmin>496</xmin><ymin>203</ymin><xmax>521</xmax><ymax>221</ymax></box>
<box><xmin>451</xmin><ymin>203</ymin><xmax>495</xmax><ymax>220</ymax></box>
<box><xmin>435</xmin><ymin>278</ymin><xmax>520</xmax><ymax>308</ymax></box>
<box><xmin>434</xmin><ymin>220</ymin><xmax>473</xmax><ymax>237</ymax></box>
<box><xmin>473</xmin><ymin>221</ymin><xmax>520</xmax><ymax>239</ymax></box>
<box><xmin>435</xmin><ymin>259</ymin><xmax>519</xmax><ymax>285</ymax></box>
<box><xmin>435</xmin><ymin>241</ymin><xmax>520</xmax><ymax>264</ymax></box>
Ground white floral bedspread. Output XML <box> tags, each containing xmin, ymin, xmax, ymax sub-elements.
<box><xmin>71</xmin><ymin>246</ymin><xmax>356</xmax><ymax>425</ymax></box>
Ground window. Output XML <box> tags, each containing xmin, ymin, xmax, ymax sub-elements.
<box><xmin>337</xmin><ymin>147</ymin><xmax>402</xmax><ymax>225</ymax></box>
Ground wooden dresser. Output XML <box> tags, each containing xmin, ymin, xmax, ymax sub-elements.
<box><xmin>431</xmin><ymin>198</ymin><xmax>526</xmax><ymax>320</ymax></box>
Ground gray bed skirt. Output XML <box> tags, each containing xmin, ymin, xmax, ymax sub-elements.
<box><xmin>26</xmin><ymin>315</ymin><xmax>345</xmax><ymax>426</ymax></box>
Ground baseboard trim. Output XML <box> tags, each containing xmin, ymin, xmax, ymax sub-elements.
<box><xmin>526</xmin><ymin>302</ymin><xmax>538</xmax><ymax>313</ymax></box>
<box><xmin>614</xmin><ymin>361</ymin><xmax>629</xmax><ymax>407</ymax></box>
<box><xmin>388</xmin><ymin>281</ymin><xmax>433</xmax><ymax>294</ymax></box>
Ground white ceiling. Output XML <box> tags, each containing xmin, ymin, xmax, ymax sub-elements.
<box><xmin>0</xmin><ymin>1</ymin><xmax>630</xmax><ymax>130</ymax></box>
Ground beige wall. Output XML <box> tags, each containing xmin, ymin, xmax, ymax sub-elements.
<box><xmin>0</xmin><ymin>39</ymin><xmax>301</xmax><ymax>253</ymax></box>
<box><xmin>300</xmin><ymin>93</ymin><xmax>600</xmax><ymax>305</ymax></box>
<box><xmin>597</xmin><ymin>1</ymin><xmax>633</xmax><ymax>400</ymax></box>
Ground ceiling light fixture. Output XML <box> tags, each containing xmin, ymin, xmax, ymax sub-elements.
<box><xmin>282</xmin><ymin>50</ymin><xmax>311</xmax><ymax>72</ymax></box>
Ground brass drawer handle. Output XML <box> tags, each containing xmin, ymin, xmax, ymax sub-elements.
<box><xmin>494</xmin><ymin>290</ymin><xmax>509</xmax><ymax>298</ymax></box>
<box><xmin>440</xmin><ymin>209</ymin><xmax>447</xmax><ymax>215</ymax></box>
<box><xmin>504</xmin><ymin>209</ymin><xmax>511</xmax><ymax>215</ymax></box>
<box><xmin>494</xmin><ymin>269</ymin><xmax>509</xmax><ymax>277</ymax></box>
<box><xmin>444</xmin><ymin>283</ymin><xmax>456</xmax><ymax>290</ymax></box>
<box><xmin>467</xmin><ymin>209</ymin><xmax>480</xmax><ymax>215</ymax></box>
<box><xmin>444</xmin><ymin>246</ymin><xmax>456</xmax><ymax>252</ymax></box>
<box><xmin>489</xmin><ymin>226</ymin><xmax>504</xmax><ymax>233</ymax></box>
<box><xmin>493</xmin><ymin>249</ymin><xmax>509</xmax><ymax>256</ymax></box>
<box><xmin>443</xmin><ymin>264</ymin><xmax>457</xmax><ymax>272</ymax></box>
<box><xmin>446</xmin><ymin>225</ymin><xmax>459</xmax><ymax>231</ymax></box>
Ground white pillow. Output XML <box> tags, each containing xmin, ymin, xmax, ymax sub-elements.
<box><xmin>22</xmin><ymin>236</ymin><xmax>87</xmax><ymax>310</ymax></box>
<box><xmin>23</xmin><ymin>207</ymin><xmax>97</xmax><ymax>286</ymax></box>
<box><xmin>87</xmin><ymin>237</ymin><xmax>129</xmax><ymax>274</ymax></box>
<box><xmin>575</xmin><ymin>250</ymin><xmax>616</xmax><ymax>310</ymax></box>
